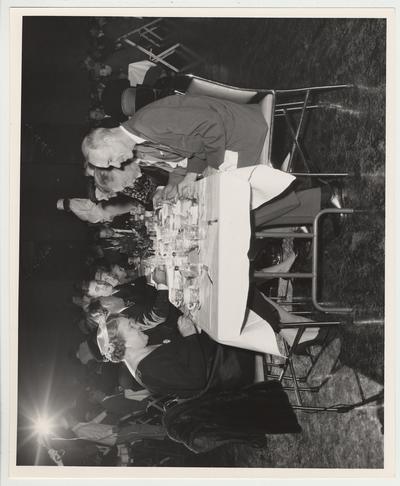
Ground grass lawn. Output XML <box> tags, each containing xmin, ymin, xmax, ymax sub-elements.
<box><xmin>175</xmin><ymin>17</ymin><xmax>386</xmax><ymax>468</ymax></box>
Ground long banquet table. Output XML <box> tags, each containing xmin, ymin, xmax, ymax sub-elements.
<box><xmin>148</xmin><ymin>166</ymin><xmax>298</xmax><ymax>355</ymax></box>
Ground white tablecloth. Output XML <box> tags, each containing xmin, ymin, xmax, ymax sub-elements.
<box><xmin>159</xmin><ymin>166</ymin><xmax>307</xmax><ymax>355</ymax></box>
<box><xmin>194</xmin><ymin>171</ymin><xmax>252</xmax><ymax>342</ymax></box>
<box><xmin>189</xmin><ymin>166</ymin><xmax>299</xmax><ymax>355</ymax></box>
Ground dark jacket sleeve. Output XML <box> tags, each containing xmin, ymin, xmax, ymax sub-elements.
<box><xmin>138</xmin><ymin>334</ymin><xmax>214</xmax><ymax>397</ymax></box>
<box><xmin>140</xmin><ymin>289</ymin><xmax>170</xmax><ymax>328</ymax></box>
<box><xmin>128</xmin><ymin>102</ymin><xmax>227</xmax><ymax>173</ymax></box>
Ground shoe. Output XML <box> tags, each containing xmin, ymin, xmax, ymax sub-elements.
<box><xmin>253</xmin><ymin>241</ymin><xmax>284</xmax><ymax>270</ymax></box>
<box><xmin>292</xmin><ymin>327</ymin><xmax>331</xmax><ymax>355</ymax></box>
<box><xmin>329</xmin><ymin>182</ymin><xmax>346</xmax><ymax>210</ymax></box>
<box><xmin>324</xmin><ymin>182</ymin><xmax>350</xmax><ymax>235</ymax></box>
<box><xmin>258</xmin><ymin>250</ymin><xmax>297</xmax><ymax>275</ymax></box>
<box><xmin>293</xmin><ymin>239</ymin><xmax>312</xmax><ymax>260</ymax></box>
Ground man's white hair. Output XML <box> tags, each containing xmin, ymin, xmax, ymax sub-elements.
<box><xmin>81</xmin><ymin>128</ymin><xmax>111</xmax><ymax>159</ymax></box>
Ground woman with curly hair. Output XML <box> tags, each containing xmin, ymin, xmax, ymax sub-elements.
<box><xmin>97</xmin><ymin>315</ymin><xmax>254</xmax><ymax>399</ymax></box>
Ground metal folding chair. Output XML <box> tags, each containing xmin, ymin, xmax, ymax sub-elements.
<box><xmin>183</xmin><ymin>74</ymin><xmax>353</xmax><ymax>173</ymax></box>
<box><xmin>253</xmin><ymin>208</ymin><xmax>367</xmax><ymax>314</ymax></box>
<box><xmin>117</xmin><ymin>18</ymin><xmax>167</xmax><ymax>48</ymax></box>
<box><xmin>181</xmin><ymin>75</ymin><xmax>362</xmax><ymax>313</ymax></box>
<box><xmin>256</xmin><ymin>314</ymin><xmax>347</xmax><ymax>412</ymax></box>
<box><xmin>254</xmin><ymin>309</ymin><xmax>384</xmax><ymax>414</ymax></box>
<box><xmin>117</xmin><ymin>20</ymin><xmax>203</xmax><ymax>74</ymax></box>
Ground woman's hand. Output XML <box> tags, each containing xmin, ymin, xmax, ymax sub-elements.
<box><xmin>152</xmin><ymin>187</ymin><xmax>164</xmax><ymax>207</ymax></box>
<box><xmin>163</xmin><ymin>183</ymin><xmax>179</xmax><ymax>201</ymax></box>
<box><xmin>152</xmin><ymin>266</ymin><xmax>167</xmax><ymax>285</ymax></box>
<box><xmin>177</xmin><ymin>315</ymin><xmax>197</xmax><ymax>337</ymax></box>
<box><xmin>177</xmin><ymin>172</ymin><xmax>197</xmax><ymax>199</ymax></box>
<box><xmin>152</xmin><ymin>184</ymin><xmax>178</xmax><ymax>206</ymax></box>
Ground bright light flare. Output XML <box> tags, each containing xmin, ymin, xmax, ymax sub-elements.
<box><xmin>33</xmin><ymin>415</ymin><xmax>54</xmax><ymax>437</ymax></box>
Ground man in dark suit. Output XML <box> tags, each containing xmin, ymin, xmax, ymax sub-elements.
<box><xmin>82</xmin><ymin>94</ymin><xmax>269</xmax><ymax>198</ymax></box>
<box><xmin>83</xmin><ymin>269</ymin><xmax>177</xmax><ymax>332</ymax></box>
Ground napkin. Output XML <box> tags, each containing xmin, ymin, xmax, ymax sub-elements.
<box><xmin>128</xmin><ymin>60</ymin><xmax>157</xmax><ymax>86</ymax></box>
<box><xmin>217</xmin><ymin>309</ymin><xmax>286</xmax><ymax>356</ymax></box>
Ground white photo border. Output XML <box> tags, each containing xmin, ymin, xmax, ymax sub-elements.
<box><xmin>1</xmin><ymin>2</ymin><xmax>398</xmax><ymax>484</ymax></box>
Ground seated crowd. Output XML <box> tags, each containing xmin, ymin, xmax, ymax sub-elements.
<box><xmin>56</xmin><ymin>58</ymin><xmax>346</xmax><ymax>463</ymax></box>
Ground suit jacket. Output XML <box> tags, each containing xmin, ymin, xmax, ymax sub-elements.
<box><xmin>122</xmin><ymin>94</ymin><xmax>268</xmax><ymax>174</ymax></box>
<box><xmin>136</xmin><ymin>333</ymin><xmax>254</xmax><ymax>399</ymax></box>
<box><xmin>112</xmin><ymin>278</ymin><xmax>150</xmax><ymax>306</ymax></box>
<box><xmin>116</xmin><ymin>278</ymin><xmax>182</xmax><ymax>344</ymax></box>
<box><xmin>136</xmin><ymin>333</ymin><xmax>214</xmax><ymax>398</ymax></box>
<box><xmin>124</xmin><ymin>287</ymin><xmax>182</xmax><ymax>343</ymax></box>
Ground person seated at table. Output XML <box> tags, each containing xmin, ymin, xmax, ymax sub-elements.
<box><xmin>60</xmin><ymin>178</ymin><xmax>345</xmax><ymax>240</ymax></box>
<box><xmin>81</xmin><ymin>276</ymin><xmax>145</xmax><ymax>301</ymax></box>
<box><xmin>91</xmin><ymin>158</ymin><xmax>142</xmax><ymax>193</ymax></box>
<box><xmin>76</xmin><ymin>338</ymin><xmax>101</xmax><ymax>366</ymax></box>
<box><xmin>85</xmin><ymin>145</ymin><xmax>168</xmax><ymax>191</ymax></box>
<box><xmin>92</xmin><ymin>266</ymin><xmax>120</xmax><ymax>288</ymax></box>
<box><xmin>95</xmin><ymin>262</ymin><xmax>139</xmax><ymax>286</ymax></box>
<box><xmin>81</xmin><ymin>93</ymin><xmax>273</xmax><ymax>199</ymax></box>
<box><xmin>85</xmin><ymin>300</ymin><xmax>110</xmax><ymax>329</ymax></box>
<box><xmin>82</xmin><ymin>267</ymin><xmax>176</xmax><ymax>331</ymax></box>
<box><xmin>92</xmin><ymin>161</ymin><xmax>169</xmax><ymax>212</ymax></box>
<box><xmin>97</xmin><ymin>294</ymin><xmax>127</xmax><ymax>316</ymax></box>
<box><xmin>57</xmin><ymin>197</ymin><xmax>141</xmax><ymax>224</ymax></box>
<box><xmin>72</xmin><ymin>294</ymin><xmax>92</xmax><ymax>312</ymax></box>
<box><xmin>97</xmin><ymin>315</ymin><xmax>255</xmax><ymax>399</ymax></box>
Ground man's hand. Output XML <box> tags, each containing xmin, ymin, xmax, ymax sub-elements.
<box><xmin>177</xmin><ymin>172</ymin><xmax>197</xmax><ymax>199</ymax></box>
<box><xmin>152</xmin><ymin>184</ymin><xmax>178</xmax><ymax>206</ymax></box>
<box><xmin>152</xmin><ymin>266</ymin><xmax>167</xmax><ymax>285</ymax></box>
<box><xmin>152</xmin><ymin>187</ymin><xmax>165</xmax><ymax>207</ymax></box>
<box><xmin>163</xmin><ymin>183</ymin><xmax>179</xmax><ymax>202</ymax></box>
<box><xmin>177</xmin><ymin>315</ymin><xmax>197</xmax><ymax>337</ymax></box>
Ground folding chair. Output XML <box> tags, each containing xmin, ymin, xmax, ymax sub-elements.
<box><xmin>117</xmin><ymin>18</ymin><xmax>167</xmax><ymax>48</ymax></box>
<box><xmin>182</xmin><ymin>74</ymin><xmax>353</xmax><ymax>174</ymax></box>
<box><xmin>253</xmin><ymin>310</ymin><xmax>344</xmax><ymax>412</ymax></box>
<box><xmin>117</xmin><ymin>20</ymin><xmax>203</xmax><ymax>74</ymax></box>
<box><xmin>254</xmin><ymin>308</ymin><xmax>384</xmax><ymax>414</ymax></box>
<box><xmin>253</xmin><ymin>208</ymin><xmax>368</xmax><ymax>314</ymax></box>
<box><xmin>179</xmin><ymin>75</ymin><xmax>362</xmax><ymax>312</ymax></box>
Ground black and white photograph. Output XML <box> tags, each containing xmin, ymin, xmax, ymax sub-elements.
<box><xmin>4</xmin><ymin>7</ymin><xmax>395</xmax><ymax>478</ymax></box>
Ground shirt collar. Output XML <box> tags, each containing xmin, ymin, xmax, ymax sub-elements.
<box><xmin>119</xmin><ymin>125</ymin><xmax>147</xmax><ymax>145</ymax></box>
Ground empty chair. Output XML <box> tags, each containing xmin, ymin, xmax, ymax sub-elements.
<box><xmin>117</xmin><ymin>20</ymin><xmax>203</xmax><ymax>74</ymax></box>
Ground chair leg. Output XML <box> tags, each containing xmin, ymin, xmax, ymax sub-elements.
<box><xmin>275</xmin><ymin>84</ymin><xmax>354</xmax><ymax>173</ymax></box>
<box><xmin>276</xmin><ymin>84</ymin><xmax>354</xmax><ymax>96</ymax></box>
<box><xmin>284</xmin><ymin>89</ymin><xmax>311</xmax><ymax>172</ymax></box>
<box><xmin>279</xmin><ymin>329</ymin><xmax>305</xmax><ymax>404</ymax></box>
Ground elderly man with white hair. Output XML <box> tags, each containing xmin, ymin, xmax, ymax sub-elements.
<box><xmin>81</xmin><ymin>93</ymin><xmax>272</xmax><ymax>200</ymax></box>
